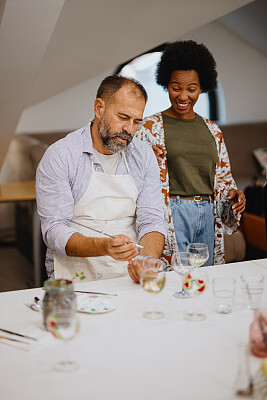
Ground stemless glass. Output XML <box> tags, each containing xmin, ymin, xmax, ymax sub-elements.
<box><xmin>183</xmin><ymin>269</ymin><xmax>209</xmax><ymax>322</ymax></box>
<box><xmin>186</xmin><ymin>243</ymin><xmax>209</xmax><ymax>267</ymax></box>
<box><xmin>171</xmin><ymin>251</ymin><xmax>195</xmax><ymax>298</ymax></box>
<box><xmin>140</xmin><ymin>257</ymin><xmax>166</xmax><ymax>320</ymax></box>
<box><xmin>46</xmin><ymin>310</ymin><xmax>79</xmax><ymax>372</ymax></box>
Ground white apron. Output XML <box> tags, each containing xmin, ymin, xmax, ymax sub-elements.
<box><xmin>54</xmin><ymin>152</ymin><xmax>138</xmax><ymax>282</ymax></box>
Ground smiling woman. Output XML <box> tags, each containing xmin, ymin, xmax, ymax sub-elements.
<box><xmin>135</xmin><ymin>40</ymin><xmax>246</xmax><ymax>267</ymax></box>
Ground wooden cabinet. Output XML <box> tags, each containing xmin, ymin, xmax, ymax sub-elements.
<box><xmin>241</xmin><ymin>212</ymin><xmax>267</xmax><ymax>251</ymax></box>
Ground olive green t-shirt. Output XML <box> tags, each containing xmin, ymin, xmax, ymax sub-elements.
<box><xmin>162</xmin><ymin>113</ymin><xmax>217</xmax><ymax>196</ymax></box>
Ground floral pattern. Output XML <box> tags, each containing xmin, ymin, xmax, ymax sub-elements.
<box><xmin>135</xmin><ymin>112</ymin><xmax>241</xmax><ymax>266</ymax></box>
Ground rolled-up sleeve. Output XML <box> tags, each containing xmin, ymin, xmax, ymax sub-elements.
<box><xmin>135</xmin><ymin>145</ymin><xmax>167</xmax><ymax>241</ymax></box>
<box><xmin>36</xmin><ymin>145</ymin><xmax>78</xmax><ymax>256</ymax></box>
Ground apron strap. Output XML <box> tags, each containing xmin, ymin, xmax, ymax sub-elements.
<box><xmin>122</xmin><ymin>151</ymin><xmax>130</xmax><ymax>174</ymax></box>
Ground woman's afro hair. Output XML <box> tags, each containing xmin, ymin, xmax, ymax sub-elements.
<box><xmin>156</xmin><ymin>40</ymin><xmax>218</xmax><ymax>92</ymax></box>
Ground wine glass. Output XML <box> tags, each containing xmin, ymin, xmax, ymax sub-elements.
<box><xmin>46</xmin><ymin>310</ymin><xmax>79</xmax><ymax>372</ymax></box>
<box><xmin>171</xmin><ymin>251</ymin><xmax>195</xmax><ymax>298</ymax></box>
<box><xmin>140</xmin><ymin>257</ymin><xmax>166</xmax><ymax>320</ymax></box>
<box><xmin>186</xmin><ymin>243</ymin><xmax>209</xmax><ymax>267</ymax></box>
<box><xmin>183</xmin><ymin>269</ymin><xmax>209</xmax><ymax>322</ymax></box>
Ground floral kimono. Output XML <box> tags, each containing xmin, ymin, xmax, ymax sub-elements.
<box><xmin>135</xmin><ymin>112</ymin><xmax>241</xmax><ymax>267</ymax></box>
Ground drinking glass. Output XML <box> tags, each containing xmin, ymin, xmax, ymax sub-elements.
<box><xmin>186</xmin><ymin>243</ymin><xmax>209</xmax><ymax>267</ymax></box>
<box><xmin>140</xmin><ymin>257</ymin><xmax>166</xmax><ymax>319</ymax></box>
<box><xmin>46</xmin><ymin>310</ymin><xmax>79</xmax><ymax>372</ymax></box>
<box><xmin>183</xmin><ymin>269</ymin><xmax>209</xmax><ymax>321</ymax></box>
<box><xmin>212</xmin><ymin>277</ymin><xmax>236</xmax><ymax>314</ymax></box>
<box><xmin>241</xmin><ymin>275</ymin><xmax>264</xmax><ymax>310</ymax></box>
<box><xmin>171</xmin><ymin>251</ymin><xmax>195</xmax><ymax>298</ymax></box>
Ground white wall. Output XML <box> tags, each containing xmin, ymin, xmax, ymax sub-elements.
<box><xmin>16</xmin><ymin>68</ymin><xmax>114</xmax><ymax>134</ymax></box>
<box><xmin>180</xmin><ymin>21</ymin><xmax>267</xmax><ymax>123</ymax></box>
<box><xmin>16</xmin><ymin>20</ymin><xmax>267</xmax><ymax>134</ymax></box>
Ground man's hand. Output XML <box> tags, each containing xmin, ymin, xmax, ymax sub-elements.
<box><xmin>127</xmin><ymin>232</ymin><xmax>165</xmax><ymax>283</ymax></box>
<box><xmin>152</xmin><ymin>144</ymin><xmax>167</xmax><ymax>166</ymax></box>
<box><xmin>228</xmin><ymin>188</ymin><xmax>246</xmax><ymax>215</ymax></box>
<box><xmin>127</xmin><ymin>259</ymin><xmax>143</xmax><ymax>283</ymax></box>
<box><xmin>66</xmin><ymin>232</ymin><xmax>138</xmax><ymax>259</ymax></box>
<box><xmin>106</xmin><ymin>235</ymin><xmax>139</xmax><ymax>261</ymax></box>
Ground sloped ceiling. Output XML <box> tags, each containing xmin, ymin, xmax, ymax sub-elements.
<box><xmin>0</xmin><ymin>0</ymin><xmax>253</xmax><ymax>168</ymax></box>
<box><xmin>0</xmin><ymin>0</ymin><xmax>66</xmax><ymax>168</ymax></box>
<box><xmin>219</xmin><ymin>0</ymin><xmax>267</xmax><ymax>57</ymax></box>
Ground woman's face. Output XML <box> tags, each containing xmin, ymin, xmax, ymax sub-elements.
<box><xmin>167</xmin><ymin>70</ymin><xmax>202</xmax><ymax>119</ymax></box>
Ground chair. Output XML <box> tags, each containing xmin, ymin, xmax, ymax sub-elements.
<box><xmin>264</xmin><ymin>181</ymin><xmax>267</xmax><ymax>241</ymax></box>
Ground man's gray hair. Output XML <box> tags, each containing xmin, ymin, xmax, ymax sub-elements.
<box><xmin>96</xmin><ymin>75</ymin><xmax>148</xmax><ymax>104</ymax></box>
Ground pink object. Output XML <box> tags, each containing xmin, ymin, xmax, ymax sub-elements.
<box><xmin>250</xmin><ymin>309</ymin><xmax>267</xmax><ymax>358</ymax></box>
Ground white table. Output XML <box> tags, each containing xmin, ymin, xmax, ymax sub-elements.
<box><xmin>0</xmin><ymin>259</ymin><xmax>267</xmax><ymax>400</ymax></box>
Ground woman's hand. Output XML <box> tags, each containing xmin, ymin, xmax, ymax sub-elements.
<box><xmin>228</xmin><ymin>188</ymin><xmax>246</xmax><ymax>215</ymax></box>
<box><xmin>152</xmin><ymin>144</ymin><xmax>167</xmax><ymax>166</ymax></box>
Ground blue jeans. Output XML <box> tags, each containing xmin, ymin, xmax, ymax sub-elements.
<box><xmin>170</xmin><ymin>196</ymin><xmax>215</xmax><ymax>266</ymax></box>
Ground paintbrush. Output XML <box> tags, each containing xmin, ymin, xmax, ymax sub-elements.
<box><xmin>0</xmin><ymin>328</ymin><xmax>37</xmax><ymax>341</ymax></box>
<box><xmin>71</xmin><ymin>220</ymin><xmax>144</xmax><ymax>249</ymax></box>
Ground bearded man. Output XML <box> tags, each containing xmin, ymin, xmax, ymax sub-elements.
<box><xmin>36</xmin><ymin>75</ymin><xmax>166</xmax><ymax>283</ymax></box>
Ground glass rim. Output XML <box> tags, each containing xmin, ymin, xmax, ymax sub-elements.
<box><xmin>187</xmin><ymin>243</ymin><xmax>209</xmax><ymax>249</ymax></box>
<box><xmin>240</xmin><ymin>274</ymin><xmax>264</xmax><ymax>281</ymax></box>
<box><xmin>44</xmin><ymin>278</ymin><xmax>74</xmax><ymax>292</ymax></box>
<box><xmin>212</xmin><ymin>277</ymin><xmax>236</xmax><ymax>282</ymax></box>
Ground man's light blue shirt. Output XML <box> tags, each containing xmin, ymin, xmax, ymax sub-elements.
<box><xmin>36</xmin><ymin>123</ymin><xmax>166</xmax><ymax>275</ymax></box>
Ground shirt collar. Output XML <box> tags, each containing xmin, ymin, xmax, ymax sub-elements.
<box><xmin>81</xmin><ymin>121</ymin><xmax>94</xmax><ymax>154</ymax></box>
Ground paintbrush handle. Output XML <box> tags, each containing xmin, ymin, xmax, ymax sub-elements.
<box><xmin>72</xmin><ymin>221</ymin><xmax>144</xmax><ymax>248</ymax></box>
<box><xmin>75</xmin><ymin>290</ymin><xmax>118</xmax><ymax>296</ymax></box>
<box><xmin>0</xmin><ymin>335</ymin><xmax>30</xmax><ymax>345</ymax></box>
<box><xmin>0</xmin><ymin>328</ymin><xmax>37</xmax><ymax>341</ymax></box>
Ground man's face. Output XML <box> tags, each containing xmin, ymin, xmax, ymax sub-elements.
<box><xmin>98</xmin><ymin>113</ymin><xmax>132</xmax><ymax>153</ymax></box>
<box><xmin>98</xmin><ymin>85</ymin><xmax>145</xmax><ymax>153</ymax></box>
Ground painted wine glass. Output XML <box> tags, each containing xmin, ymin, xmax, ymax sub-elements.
<box><xmin>140</xmin><ymin>257</ymin><xmax>166</xmax><ymax>320</ymax></box>
<box><xmin>183</xmin><ymin>269</ymin><xmax>209</xmax><ymax>322</ymax></box>
<box><xmin>186</xmin><ymin>243</ymin><xmax>209</xmax><ymax>267</ymax></box>
<box><xmin>46</xmin><ymin>309</ymin><xmax>79</xmax><ymax>372</ymax></box>
<box><xmin>171</xmin><ymin>251</ymin><xmax>195</xmax><ymax>298</ymax></box>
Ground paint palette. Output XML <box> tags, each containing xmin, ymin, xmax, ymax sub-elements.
<box><xmin>76</xmin><ymin>294</ymin><xmax>116</xmax><ymax>314</ymax></box>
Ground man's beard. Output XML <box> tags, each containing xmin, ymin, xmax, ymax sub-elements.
<box><xmin>98</xmin><ymin>115</ymin><xmax>133</xmax><ymax>153</ymax></box>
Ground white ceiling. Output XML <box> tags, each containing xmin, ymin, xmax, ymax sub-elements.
<box><xmin>0</xmin><ymin>0</ymin><xmax>255</xmax><ymax>168</ymax></box>
<box><xmin>25</xmin><ymin>0</ymin><xmax>256</xmax><ymax>107</ymax></box>
<box><xmin>218</xmin><ymin>0</ymin><xmax>267</xmax><ymax>57</ymax></box>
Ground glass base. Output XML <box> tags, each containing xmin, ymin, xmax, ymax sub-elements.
<box><xmin>173</xmin><ymin>291</ymin><xmax>192</xmax><ymax>299</ymax></box>
<box><xmin>184</xmin><ymin>312</ymin><xmax>206</xmax><ymax>322</ymax></box>
<box><xmin>216</xmin><ymin>304</ymin><xmax>232</xmax><ymax>314</ymax></box>
<box><xmin>53</xmin><ymin>360</ymin><xmax>79</xmax><ymax>373</ymax></box>
<box><xmin>143</xmin><ymin>311</ymin><xmax>165</xmax><ymax>320</ymax></box>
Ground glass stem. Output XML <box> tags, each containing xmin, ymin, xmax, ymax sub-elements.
<box><xmin>181</xmin><ymin>273</ymin><xmax>185</xmax><ymax>294</ymax></box>
<box><xmin>147</xmin><ymin>293</ymin><xmax>156</xmax><ymax>313</ymax></box>
<box><xmin>191</xmin><ymin>295</ymin><xmax>197</xmax><ymax>316</ymax></box>
<box><xmin>63</xmin><ymin>340</ymin><xmax>69</xmax><ymax>362</ymax></box>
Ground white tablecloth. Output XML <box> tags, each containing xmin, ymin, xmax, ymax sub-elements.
<box><xmin>0</xmin><ymin>259</ymin><xmax>267</xmax><ymax>400</ymax></box>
